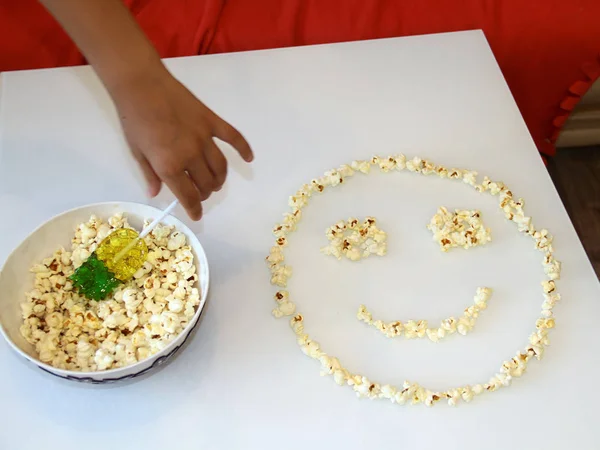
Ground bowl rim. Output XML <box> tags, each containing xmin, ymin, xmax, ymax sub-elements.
<box><xmin>0</xmin><ymin>201</ymin><xmax>210</xmax><ymax>378</ymax></box>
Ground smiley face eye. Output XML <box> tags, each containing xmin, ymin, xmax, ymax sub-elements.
<box><xmin>427</xmin><ymin>207</ymin><xmax>492</xmax><ymax>252</ymax></box>
<box><xmin>266</xmin><ymin>154</ymin><xmax>562</xmax><ymax>407</ymax></box>
<box><xmin>321</xmin><ymin>217</ymin><xmax>387</xmax><ymax>261</ymax></box>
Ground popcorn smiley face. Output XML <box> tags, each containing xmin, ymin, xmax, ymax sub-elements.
<box><xmin>265</xmin><ymin>154</ymin><xmax>562</xmax><ymax>407</ymax></box>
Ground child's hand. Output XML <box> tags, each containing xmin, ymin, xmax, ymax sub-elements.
<box><xmin>112</xmin><ymin>69</ymin><xmax>253</xmax><ymax>221</ymax></box>
<box><xmin>39</xmin><ymin>0</ymin><xmax>252</xmax><ymax>220</ymax></box>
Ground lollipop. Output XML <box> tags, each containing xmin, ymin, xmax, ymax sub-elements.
<box><xmin>69</xmin><ymin>200</ymin><xmax>178</xmax><ymax>300</ymax></box>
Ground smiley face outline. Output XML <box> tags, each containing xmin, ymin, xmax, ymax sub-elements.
<box><xmin>266</xmin><ymin>154</ymin><xmax>561</xmax><ymax>407</ymax></box>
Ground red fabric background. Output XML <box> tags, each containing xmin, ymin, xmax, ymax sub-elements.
<box><xmin>1</xmin><ymin>0</ymin><xmax>599</xmax><ymax>156</ymax></box>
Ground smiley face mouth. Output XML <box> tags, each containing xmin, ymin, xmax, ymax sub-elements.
<box><xmin>266</xmin><ymin>154</ymin><xmax>561</xmax><ymax>407</ymax></box>
<box><xmin>357</xmin><ymin>286</ymin><xmax>492</xmax><ymax>342</ymax></box>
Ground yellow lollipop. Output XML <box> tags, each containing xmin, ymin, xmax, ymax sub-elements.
<box><xmin>96</xmin><ymin>228</ymin><xmax>148</xmax><ymax>281</ymax></box>
<box><xmin>69</xmin><ymin>201</ymin><xmax>179</xmax><ymax>300</ymax></box>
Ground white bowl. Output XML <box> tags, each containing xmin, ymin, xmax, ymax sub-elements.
<box><xmin>0</xmin><ymin>202</ymin><xmax>209</xmax><ymax>384</ymax></box>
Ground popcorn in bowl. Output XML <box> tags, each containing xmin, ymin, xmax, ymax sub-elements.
<box><xmin>20</xmin><ymin>213</ymin><xmax>201</xmax><ymax>372</ymax></box>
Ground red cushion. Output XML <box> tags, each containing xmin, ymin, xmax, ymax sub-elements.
<box><xmin>1</xmin><ymin>0</ymin><xmax>599</xmax><ymax>156</ymax></box>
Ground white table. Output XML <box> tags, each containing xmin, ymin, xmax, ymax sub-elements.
<box><xmin>1</xmin><ymin>30</ymin><xmax>599</xmax><ymax>450</ymax></box>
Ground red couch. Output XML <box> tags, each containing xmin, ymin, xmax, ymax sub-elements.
<box><xmin>1</xmin><ymin>0</ymin><xmax>599</xmax><ymax>157</ymax></box>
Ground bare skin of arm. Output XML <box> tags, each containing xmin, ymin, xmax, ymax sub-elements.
<box><xmin>39</xmin><ymin>0</ymin><xmax>253</xmax><ymax>220</ymax></box>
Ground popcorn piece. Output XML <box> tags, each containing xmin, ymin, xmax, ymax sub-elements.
<box><xmin>393</xmin><ymin>154</ymin><xmax>406</xmax><ymax>170</ymax></box>
<box><xmin>456</xmin><ymin>317</ymin><xmax>471</xmax><ymax>336</ymax></box>
<box><xmin>426</xmin><ymin>329</ymin><xmax>440</xmax><ymax>342</ymax></box>
<box><xmin>168</xmin><ymin>297</ymin><xmax>185</xmax><ymax>314</ymax></box>
<box><xmin>324</xmin><ymin>169</ymin><xmax>343</xmax><ymax>187</ymax></box>
<box><xmin>462</xmin><ymin>170</ymin><xmax>478</xmax><ymax>186</ymax></box>
<box><xmin>290</xmin><ymin>314</ymin><xmax>304</xmax><ymax>335</ymax></box>
<box><xmin>488</xmin><ymin>181</ymin><xmax>506</xmax><ymax>195</ymax></box>
<box><xmin>380</xmin><ymin>384</ymin><xmax>397</xmax><ymax>400</ymax></box>
<box><xmin>446</xmin><ymin>389</ymin><xmax>460</xmax><ymax>407</ymax></box>
<box><xmin>351</xmin><ymin>160</ymin><xmax>371</xmax><ymax>174</ymax></box>
<box><xmin>378</xmin><ymin>156</ymin><xmax>396</xmax><ymax>172</ymax></box>
<box><xmin>289</xmin><ymin>194</ymin><xmax>308</xmax><ymax>210</ymax></box>
<box><xmin>436</xmin><ymin>166</ymin><xmax>448</xmax><ymax>178</ymax></box>
<box><xmin>338</xmin><ymin>164</ymin><xmax>355</xmax><ymax>178</ymax></box>
<box><xmin>272</xmin><ymin>301</ymin><xmax>296</xmax><ymax>318</ymax></box>
<box><xmin>107</xmin><ymin>213</ymin><xmax>126</xmax><ymax>229</ymax></box>
<box><xmin>512</xmin><ymin>213</ymin><xmax>535</xmax><ymax>235</ymax></box>
<box><xmin>94</xmin><ymin>348</ymin><xmax>115</xmax><ymax>371</ymax></box>
<box><xmin>167</xmin><ymin>231</ymin><xmax>186</xmax><ymax>251</ymax></box>
<box><xmin>543</xmin><ymin>254</ymin><xmax>561</xmax><ymax>280</ymax></box>
<box><xmin>448</xmin><ymin>168</ymin><xmax>462</xmax><ymax>179</ymax></box>
<box><xmin>461</xmin><ymin>386</ymin><xmax>474</xmax><ymax>403</ymax></box>
<box><xmin>421</xmin><ymin>160</ymin><xmax>436</xmax><ymax>175</ymax></box>
<box><xmin>346</xmin><ymin>247</ymin><xmax>362</xmax><ymax>261</ymax></box>
<box><xmin>300</xmin><ymin>338</ymin><xmax>323</xmax><ymax>359</ymax></box>
<box><xmin>272</xmin><ymin>291</ymin><xmax>296</xmax><ymax>318</ymax></box>
<box><xmin>424</xmin><ymin>391</ymin><xmax>441</xmax><ymax>407</ymax></box>
<box><xmin>71</xmin><ymin>248</ymin><xmax>91</xmax><ymax>269</ymax></box>
<box><xmin>270</xmin><ymin>265</ymin><xmax>292</xmax><ymax>287</ymax></box>
<box><xmin>406</xmin><ymin>157</ymin><xmax>422</xmax><ymax>173</ymax></box>
<box><xmin>541</xmin><ymin>280</ymin><xmax>556</xmax><ymax>294</ymax></box>
<box><xmin>533</xmin><ymin>229</ymin><xmax>553</xmax><ymax>252</ymax></box>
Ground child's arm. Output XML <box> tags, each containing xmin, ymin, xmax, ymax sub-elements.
<box><xmin>40</xmin><ymin>0</ymin><xmax>253</xmax><ymax>220</ymax></box>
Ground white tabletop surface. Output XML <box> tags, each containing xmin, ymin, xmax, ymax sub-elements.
<box><xmin>1</xmin><ymin>30</ymin><xmax>599</xmax><ymax>450</ymax></box>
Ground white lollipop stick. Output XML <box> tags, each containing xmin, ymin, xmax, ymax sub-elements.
<box><xmin>139</xmin><ymin>199</ymin><xmax>179</xmax><ymax>239</ymax></box>
<box><xmin>114</xmin><ymin>200</ymin><xmax>179</xmax><ymax>262</ymax></box>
